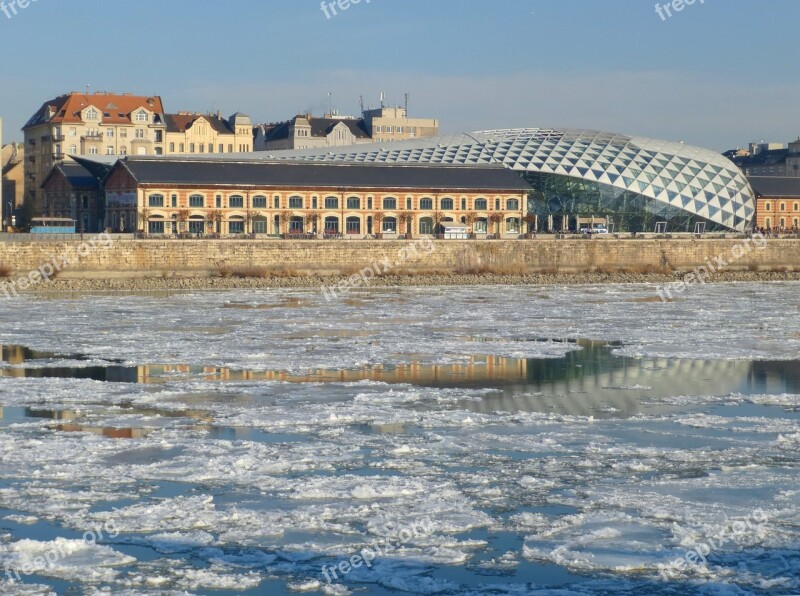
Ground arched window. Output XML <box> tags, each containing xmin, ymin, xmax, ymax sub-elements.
<box><xmin>506</xmin><ymin>217</ymin><xmax>521</xmax><ymax>233</ymax></box>
<box><xmin>148</xmin><ymin>194</ymin><xmax>164</xmax><ymax>207</ymax></box>
<box><xmin>229</xmin><ymin>195</ymin><xmax>244</xmax><ymax>208</ymax></box>
<box><xmin>324</xmin><ymin>216</ymin><xmax>339</xmax><ymax>233</ymax></box>
<box><xmin>289</xmin><ymin>216</ymin><xmax>304</xmax><ymax>232</ymax></box>
<box><xmin>474</xmin><ymin>218</ymin><xmax>488</xmax><ymax>233</ymax></box>
<box><xmin>420</xmin><ymin>198</ymin><xmax>433</xmax><ymax>210</ymax></box>
<box><xmin>419</xmin><ymin>217</ymin><xmax>434</xmax><ymax>234</ymax></box>
<box><xmin>383</xmin><ymin>197</ymin><xmax>397</xmax><ymax>210</ymax></box>
<box><xmin>780</xmin><ymin>203</ymin><xmax>786</xmax><ymax>211</ymax></box>
<box><xmin>189</xmin><ymin>194</ymin><xmax>204</xmax><ymax>208</ymax></box>
<box><xmin>474</xmin><ymin>198</ymin><xmax>488</xmax><ymax>211</ymax></box>
<box><xmin>325</xmin><ymin>197</ymin><xmax>339</xmax><ymax>209</ymax></box>
<box><xmin>289</xmin><ymin>196</ymin><xmax>303</xmax><ymax>209</ymax></box>
<box><xmin>347</xmin><ymin>197</ymin><xmax>361</xmax><ymax>210</ymax></box>
<box><xmin>252</xmin><ymin>196</ymin><xmax>267</xmax><ymax>209</ymax></box>
<box><xmin>765</xmin><ymin>203</ymin><xmax>772</xmax><ymax>211</ymax></box>
<box><xmin>441</xmin><ymin>198</ymin><xmax>454</xmax><ymax>210</ymax></box>
<box><xmin>382</xmin><ymin>216</ymin><xmax>397</xmax><ymax>233</ymax></box>
<box><xmin>506</xmin><ymin>199</ymin><xmax>520</xmax><ymax>211</ymax></box>
<box><xmin>346</xmin><ymin>216</ymin><xmax>361</xmax><ymax>234</ymax></box>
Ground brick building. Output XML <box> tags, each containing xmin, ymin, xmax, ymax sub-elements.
<box><xmin>98</xmin><ymin>156</ymin><xmax>531</xmax><ymax>238</ymax></box>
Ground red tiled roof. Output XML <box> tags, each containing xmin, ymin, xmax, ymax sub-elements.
<box><xmin>24</xmin><ymin>92</ymin><xmax>164</xmax><ymax>129</ymax></box>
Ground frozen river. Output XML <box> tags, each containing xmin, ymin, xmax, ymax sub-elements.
<box><xmin>0</xmin><ymin>283</ymin><xmax>797</xmax><ymax>595</ymax></box>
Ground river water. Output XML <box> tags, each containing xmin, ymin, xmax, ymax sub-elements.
<box><xmin>0</xmin><ymin>283</ymin><xmax>797</xmax><ymax>595</ymax></box>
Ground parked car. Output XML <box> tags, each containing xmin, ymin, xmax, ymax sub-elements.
<box><xmin>580</xmin><ymin>224</ymin><xmax>609</xmax><ymax>235</ymax></box>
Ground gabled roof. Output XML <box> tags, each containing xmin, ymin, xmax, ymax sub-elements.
<box><xmin>165</xmin><ymin>113</ymin><xmax>236</xmax><ymax>135</ymax></box>
<box><xmin>108</xmin><ymin>157</ymin><xmax>532</xmax><ymax>192</ymax></box>
<box><xmin>24</xmin><ymin>92</ymin><xmax>165</xmax><ymax>129</ymax></box>
<box><xmin>41</xmin><ymin>161</ymin><xmax>99</xmax><ymax>190</ymax></box>
<box><xmin>265</xmin><ymin>115</ymin><xmax>370</xmax><ymax>142</ymax></box>
<box><xmin>748</xmin><ymin>176</ymin><xmax>800</xmax><ymax>198</ymax></box>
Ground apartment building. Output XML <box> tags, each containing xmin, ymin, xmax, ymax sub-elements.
<box><xmin>23</xmin><ymin>92</ymin><xmax>167</xmax><ymax>214</ymax></box>
<box><xmin>254</xmin><ymin>106</ymin><xmax>439</xmax><ymax>152</ymax></box>
<box><xmin>361</xmin><ymin>106</ymin><xmax>439</xmax><ymax>142</ymax></box>
<box><xmin>165</xmin><ymin>112</ymin><xmax>252</xmax><ymax>155</ymax></box>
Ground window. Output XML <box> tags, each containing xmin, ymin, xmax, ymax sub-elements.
<box><xmin>148</xmin><ymin>194</ymin><xmax>165</xmax><ymax>207</ymax></box>
<box><xmin>169</xmin><ymin>143</ymin><xmax>175</xmax><ymax>152</ymax></box>
<box><xmin>253</xmin><ymin>220</ymin><xmax>267</xmax><ymax>234</ymax></box>
<box><xmin>382</xmin><ymin>217</ymin><xmax>397</xmax><ymax>233</ymax></box>
<box><xmin>189</xmin><ymin>195</ymin><xmax>204</xmax><ymax>208</ymax></box>
<box><xmin>199</xmin><ymin>144</ymin><xmax>204</xmax><ymax>153</ymax></box>
<box><xmin>781</xmin><ymin>203</ymin><xmax>786</xmax><ymax>211</ymax></box>
<box><xmin>376</xmin><ymin>126</ymin><xmax>383</xmax><ymax>133</ymax></box>
<box><xmin>274</xmin><ymin>196</ymin><xmax>280</xmax><ymax>209</ymax></box>
<box><xmin>383</xmin><ymin>197</ymin><xmax>397</xmax><ymax>210</ymax></box>
<box><xmin>171</xmin><ymin>194</ymin><xmax>178</xmax><ymax>208</ymax></box>
<box><xmin>795</xmin><ymin>203</ymin><xmax>799</xmax><ymax>211</ymax></box>
<box><xmin>179</xmin><ymin>143</ymin><xmax>185</xmax><ymax>152</ymax></box>
<box><xmin>228</xmin><ymin>144</ymin><xmax>233</xmax><ymax>152</ymax></box>
<box><xmin>134</xmin><ymin>129</ymin><xmax>144</xmax><ymax>139</ymax></box>
<box><xmin>154</xmin><ymin>147</ymin><xmax>163</xmax><ymax>156</ymax></box>
<box><xmin>252</xmin><ymin>196</ymin><xmax>267</xmax><ymax>209</ymax></box>
<box><xmin>208</xmin><ymin>144</ymin><xmax>213</xmax><ymax>153</ymax></box>
<box><xmin>507</xmin><ymin>199</ymin><xmax>520</xmax><ymax>211</ymax></box>
<box><xmin>495</xmin><ymin>198</ymin><xmax>501</xmax><ymax>210</ymax></box>
<box><xmin>420</xmin><ymin>198</ymin><xmax>433</xmax><ymax>210</ymax></box>
<box><xmin>229</xmin><ymin>221</ymin><xmax>245</xmax><ymax>234</ymax></box>
<box><xmin>506</xmin><ymin>218</ymin><xmax>520</xmax><ymax>233</ymax></box>
<box><xmin>216</xmin><ymin>195</ymin><xmax>222</xmax><ymax>208</ymax></box>
<box><xmin>325</xmin><ymin>197</ymin><xmax>339</xmax><ymax>209</ymax></box>
<box><xmin>765</xmin><ymin>203</ymin><xmax>772</xmax><ymax>211</ymax></box>
<box><xmin>475</xmin><ymin>198</ymin><xmax>488</xmax><ymax>210</ymax></box>
<box><xmin>289</xmin><ymin>196</ymin><xmax>303</xmax><ymax>209</ymax></box>
<box><xmin>69</xmin><ymin>127</ymin><xmax>77</xmax><ymax>137</ymax></box>
<box><xmin>325</xmin><ymin>216</ymin><xmax>339</xmax><ymax>233</ymax></box>
<box><xmin>219</xmin><ymin>144</ymin><xmax>224</xmax><ymax>153</ymax></box>
<box><xmin>106</xmin><ymin>146</ymin><xmax>115</xmax><ymax>155</ymax></box>
<box><xmin>347</xmin><ymin>197</ymin><xmax>360</xmax><ymax>210</ymax></box>
<box><xmin>346</xmin><ymin>216</ymin><xmax>361</xmax><ymax>234</ymax></box>
<box><xmin>106</xmin><ymin>129</ymin><xmax>114</xmax><ymax>138</ymax></box>
<box><xmin>419</xmin><ymin>217</ymin><xmax>434</xmax><ymax>234</ymax></box>
<box><xmin>85</xmin><ymin>108</ymin><xmax>98</xmax><ymax>120</ymax></box>
<box><xmin>406</xmin><ymin>198</ymin><xmax>412</xmax><ymax>210</ymax></box>
<box><xmin>135</xmin><ymin>111</ymin><xmax>149</xmax><ymax>122</ymax></box>
<box><xmin>289</xmin><ymin>217</ymin><xmax>304</xmax><ymax>232</ymax></box>
<box><xmin>474</xmin><ymin>218</ymin><xmax>488</xmax><ymax>233</ymax></box>
<box><xmin>120</xmin><ymin>129</ymin><xmax>127</xmax><ymax>138</ymax></box>
<box><xmin>441</xmin><ymin>198</ymin><xmax>454</xmax><ymax>210</ymax></box>
<box><xmin>461</xmin><ymin>198</ymin><xmax>466</xmax><ymax>210</ymax></box>
<box><xmin>68</xmin><ymin>145</ymin><xmax>77</xmax><ymax>155</ymax></box>
<box><xmin>229</xmin><ymin>195</ymin><xmax>244</xmax><ymax>208</ymax></box>
<box><xmin>120</xmin><ymin>147</ymin><xmax>127</xmax><ymax>156</ymax></box>
<box><xmin>386</xmin><ymin>126</ymin><xmax>394</xmax><ymax>133</ymax></box>
<box><xmin>312</xmin><ymin>197</ymin><xmax>318</xmax><ymax>209</ymax></box>
<box><xmin>189</xmin><ymin>143</ymin><xmax>195</xmax><ymax>153</ymax></box>
<box><xmin>148</xmin><ymin>220</ymin><xmax>165</xmax><ymax>234</ymax></box>
<box><xmin>88</xmin><ymin>147</ymin><xmax>98</xmax><ymax>155</ymax></box>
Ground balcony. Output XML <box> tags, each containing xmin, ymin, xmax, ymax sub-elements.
<box><xmin>52</xmin><ymin>153</ymin><xmax>65</xmax><ymax>161</ymax></box>
<box><xmin>51</xmin><ymin>134</ymin><xmax>65</xmax><ymax>142</ymax></box>
<box><xmin>81</xmin><ymin>133</ymin><xmax>103</xmax><ymax>141</ymax></box>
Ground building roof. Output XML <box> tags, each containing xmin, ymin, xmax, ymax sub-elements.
<box><xmin>24</xmin><ymin>92</ymin><xmax>165</xmax><ymax>129</ymax></box>
<box><xmin>265</xmin><ymin>115</ymin><xmax>370</xmax><ymax>142</ymax></box>
<box><xmin>748</xmin><ymin>176</ymin><xmax>800</xmax><ymax>198</ymax></box>
<box><xmin>165</xmin><ymin>113</ymin><xmax>235</xmax><ymax>135</ymax></box>
<box><xmin>41</xmin><ymin>161</ymin><xmax>99</xmax><ymax>190</ymax></box>
<box><xmin>110</xmin><ymin>157</ymin><xmax>532</xmax><ymax>192</ymax></box>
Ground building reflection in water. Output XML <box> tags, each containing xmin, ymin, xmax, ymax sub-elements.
<box><xmin>2</xmin><ymin>341</ymin><xmax>799</xmax><ymax>418</ymax></box>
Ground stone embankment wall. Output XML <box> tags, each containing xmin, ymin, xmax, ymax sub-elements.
<box><xmin>0</xmin><ymin>238</ymin><xmax>797</xmax><ymax>279</ymax></box>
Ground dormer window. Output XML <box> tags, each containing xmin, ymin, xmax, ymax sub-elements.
<box><xmin>135</xmin><ymin>111</ymin><xmax>149</xmax><ymax>123</ymax></box>
<box><xmin>85</xmin><ymin>108</ymin><xmax>99</xmax><ymax>121</ymax></box>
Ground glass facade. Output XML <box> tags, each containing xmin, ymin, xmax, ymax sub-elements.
<box><xmin>281</xmin><ymin>128</ymin><xmax>756</xmax><ymax>232</ymax></box>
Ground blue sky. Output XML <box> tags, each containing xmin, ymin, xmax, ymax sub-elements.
<box><xmin>0</xmin><ymin>0</ymin><xmax>797</xmax><ymax>150</ymax></box>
